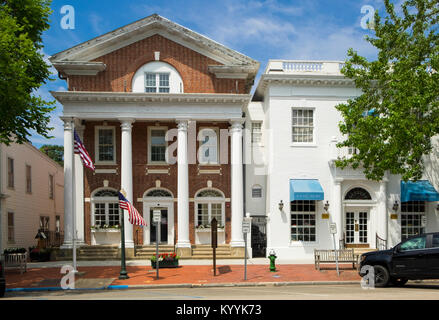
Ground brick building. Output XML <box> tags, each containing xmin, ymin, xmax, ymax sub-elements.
<box><xmin>50</xmin><ymin>14</ymin><xmax>259</xmax><ymax>258</ymax></box>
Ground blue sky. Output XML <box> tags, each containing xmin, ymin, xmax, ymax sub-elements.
<box><xmin>31</xmin><ymin>0</ymin><xmax>387</xmax><ymax>148</ymax></box>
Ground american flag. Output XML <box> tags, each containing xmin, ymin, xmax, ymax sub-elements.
<box><xmin>74</xmin><ymin>130</ymin><xmax>95</xmax><ymax>171</ymax></box>
<box><xmin>118</xmin><ymin>192</ymin><xmax>147</xmax><ymax>226</ymax></box>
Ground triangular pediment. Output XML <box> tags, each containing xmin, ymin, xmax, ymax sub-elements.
<box><xmin>50</xmin><ymin>14</ymin><xmax>258</xmax><ymax>70</ymax></box>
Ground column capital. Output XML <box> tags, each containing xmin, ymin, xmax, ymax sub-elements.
<box><xmin>334</xmin><ymin>178</ymin><xmax>344</xmax><ymax>185</ymax></box>
<box><xmin>119</xmin><ymin>119</ymin><xmax>134</xmax><ymax>131</ymax></box>
<box><xmin>176</xmin><ymin>119</ymin><xmax>189</xmax><ymax>131</ymax></box>
<box><xmin>61</xmin><ymin>117</ymin><xmax>74</xmax><ymax>130</ymax></box>
<box><xmin>229</xmin><ymin>119</ymin><xmax>244</xmax><ymax>132</ymax></box>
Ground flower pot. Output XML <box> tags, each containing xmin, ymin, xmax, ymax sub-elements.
<box><xmin>151</xmin><ymin>259</ymin><xmax>179</xmax><ymax>269</ymax></box>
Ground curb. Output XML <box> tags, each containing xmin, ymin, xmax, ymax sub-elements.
<box><xmin>7</xmin><ymin>280</ymin><xmax>361</xmax><ymax>293</ymax></box>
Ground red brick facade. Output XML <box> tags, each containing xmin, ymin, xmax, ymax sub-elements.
<box><xmin>68</xmin><ymin>34</ymin><xmax>248</xmax><ymax>94</ymax></box>
<box><xmin>75</xmin><ymin>34</ymin><xmax>245</xmax><ymax>246</ymax></box>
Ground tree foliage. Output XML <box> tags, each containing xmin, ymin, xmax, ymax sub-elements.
<box><xmin>39</xmin><ymin>144</ymin><xmax>63</xmax><ymax>166</ymax></box>
<box><xmin>0</xmin><ymin>0</ymin><xmax>55</xmax><ymax>145</ymax></box>
<box><xmin>336</xmin><ymin>0</ymin><xmax>439</xmax><ymax>181</ymax></box>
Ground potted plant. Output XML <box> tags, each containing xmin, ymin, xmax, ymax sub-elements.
<box><xmin>29</xmin><ymin>247</ymin><xmax>51</xmax><ymax>262</ymax></box>
<box><xmin>150</xmin><ymin>252</ymin><xmax>179</xmax><ymax>269</ymax></box>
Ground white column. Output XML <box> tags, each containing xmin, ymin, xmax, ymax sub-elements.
<box><xmin>332</xmin><ymin>179</ymin><xmax>343</xmax><ymax>247</ymax></box>
<box><xmin>120</xmin><ymin>119</ymin><xmax>134</xmax><ymax>248</ymax></box>
<box><xmin>176</xmin><ymin>120</ymin><xmax>191</xmax><ymax>249</ymax></box>
<box><xmin>378</xmin><ymin>180</ymin><xmax>388</xmax><ymax>241</ymax></box>
<box><xmin>230</xmin><ymin>120</ymin><xmax>245</xmax><ymax>247</ymax></box>
<box><xmin>61</xmin><ymin>118</ymin><xmax>74</xmax><ymax>248</ymax></box>
<box><xmin>74</xmin><ymin>123</ymin><xmax>85</xmax><ymax>245</ymax></box>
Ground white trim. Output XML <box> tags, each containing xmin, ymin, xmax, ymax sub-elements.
<box><xmin>94</xmin><ymin>126</ymin><xmax>116</xmax><ymax>165</ymax></box>
<box><xmin>290</xmin><ymin>107</ymin><xmax>316</xmax><ymax>146</ymax></box>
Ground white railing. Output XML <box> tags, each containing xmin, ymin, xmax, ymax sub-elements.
<box><xmin>267</xmin><ymin>60</ymin><xmax>344</xmax><ymax>75</ymax></box>
<box><xmin>283</xmin><ymin>61</ymin><xmax>323</xmax><ymax>72</ymax></box>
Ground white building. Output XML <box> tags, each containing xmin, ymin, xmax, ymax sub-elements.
<box><xmin>245</xmin><ymin>60</ymin><xmax>439</xmax><ymax>260</ymax></box>
<box><xmin>0</xmin><ymin>142</ymin><xmax>64</xmax><ymax>253</ymax></box>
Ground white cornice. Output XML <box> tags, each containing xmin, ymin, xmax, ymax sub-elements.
<box><xmin>53</xmin><ymin>61</ymin><xmax>107</xmax><ymax>76</ymax></box>
<box><xmin>51</xmin><ymin>91</ymin><xmax>251</xmax><ymax>105</ymax></box>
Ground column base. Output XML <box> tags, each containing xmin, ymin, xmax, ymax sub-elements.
<box><xmin>60</xmin><ymin>241</ymin><xmax>73</xmax><ymax>249</ymax></box>
<box><xmin>176</xmin><ymin>247</ymin><xmax>192</xmax><ymax>258</ymax></box>
<box><xmin>119</xmin><ymin>248</ymin><xmax>135</xmax><ymax>259</ymax></box>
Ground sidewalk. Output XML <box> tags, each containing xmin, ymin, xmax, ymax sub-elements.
<box><xmin>5</xmin><ymin>259</ymin><xmax>361</xmax><ymax>291</ymax></box>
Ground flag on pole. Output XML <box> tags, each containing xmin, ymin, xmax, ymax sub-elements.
<box><xmin>118</xmin><ymin>192</ymin><xmax>147</xmax><ymax>226</ymax></box>
<box><xmin>74</xmin><ymin>130</ymin><xmax>95</xmax><ymax>171</ymax></box>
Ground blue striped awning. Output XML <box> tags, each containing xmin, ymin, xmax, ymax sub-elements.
<box><xmin>290</xmin><ymin>179</ymin><xmax>324</xmax><ymax>201</ymax></box>
<box><xmin>401</xmin><ymin>180</ymin><xmax>439</xmax><ymax>202</ymax></box>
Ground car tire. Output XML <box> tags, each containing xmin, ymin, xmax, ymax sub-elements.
<box><xmin>374</xmin><ymin>265</ymin><xmax>390</xmax><ymax>287</ymax></box>
<box><xmin>390</xmin><ymin>277</ymin><xmax>408</xmax><ymax>287</ymax></box>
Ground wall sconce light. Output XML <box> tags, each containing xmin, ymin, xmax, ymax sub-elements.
<box><xmin>324</xmin><ymin>201</ymin><xmax>330</xmax><ymax>212</ymax></box>
<box><xmin>392</xmin><ymin>201</ymin><xmax>399</xmax><ymax>212</ymax></box>
<box><xmin>278</xmin><ymin>200</ymin><xmax>284</xmax><ymax>211</ymax></box>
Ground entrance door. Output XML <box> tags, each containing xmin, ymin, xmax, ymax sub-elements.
<box><xmin>150</xmin><ymin>208</ymin><xmax>168</xmax><ymax>244</ymax></box>
<box><xmin>251</xmin><ymin>216</ymin><xmax>267</xmax><ymax>257</ymax></box>
<box><xmin>345</xmin><ymin>210</ymin><xmax>368</xmax><ymax>246</ymax></box>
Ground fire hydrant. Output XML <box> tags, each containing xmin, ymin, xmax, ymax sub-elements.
<box><xmin>268</xmin><ymin>249</ymin><xmax>277</xmax><ymax>272</ymax></box>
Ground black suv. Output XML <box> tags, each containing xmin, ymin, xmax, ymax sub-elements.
<box><xmin>359</xmin><ymin>232</ymin><xmax>439</xmax><ymax>287</ymax></box>
<box><xmin>0</xmin><ymin>257</ymin><xmax>5</xmax><ymax>297</ymax></box>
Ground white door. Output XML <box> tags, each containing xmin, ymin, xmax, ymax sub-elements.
<box><xmin>345</xmin><ymin>210</ymin><xmax>369</xmax><ymax>245</ymax></box>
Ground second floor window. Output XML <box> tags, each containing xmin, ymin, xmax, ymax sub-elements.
<box><xmin>7</xmin><ymin>157</ymin><xmax>14</xmax><ymax>188</ymax></box>
<box><xmin>198</xmin><ymin>128</ymin><xmax>218</xmax><ymax>164</ymax></box>
<box><xmin>97</xmin><ymin>128</ymin><xmax>115</xmax><ymax>163</ymax></box>
<box><xmin>49</xmin><ymin>174</ymin><xmax>54</xmax><ymax>199</ymax></box>
<box><xmin>292</xmin><ymin>109</ymin><xmax>314</xmax><ymax>143</ymax></box>
<box><xmin>145</xmin><ymin>73</ymin><xmax>170</xmax><ymax>93</ymax></box>
<box><xmin>40</xmin><ymin>216</ymin><xmax>50</xmax><ymax>231</ymax></box>
<box><xmin>26</xmin><ymin>165</ymin><xmax>32</xmax><ymax>193</ymax></box>
<box><xmin>251</xmin><ymin>122</ymin><xmax>262</xmax><ymax>143</ymax></box>
<box><xmin>149</xmin><ymin>129</ymin><xmax>167</xmax><ymax>163</ymax></box>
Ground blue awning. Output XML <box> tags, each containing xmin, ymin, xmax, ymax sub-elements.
<box><xmin>362</xmin><ymin>108</ymin><xmax>377</xmax><ymax>117</ymax></box>
<box><xmin>290</xmin><ymin>179</ymin><xmax>324</xmax><ymax>201</ymax></box>
<box><xmin>401</xmin><ymin>180</ymin><xmax>439</xmax><ymax>202</ymax></box>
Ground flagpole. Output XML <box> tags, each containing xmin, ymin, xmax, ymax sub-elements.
<box><xmin>72</xmin><ymin>126</ymin><xmax>78</xmax><ymax>273</ymax></box>
<box><xmin>119</xmin><ymin>190</ymin><xmax>129</xmax><ymax>280</ymax></box>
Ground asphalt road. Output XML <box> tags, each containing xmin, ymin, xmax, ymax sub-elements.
<box><xmin>2</xmin><ymin>282</ymin><xmax>439</xmax><ymax>300</ymax></box>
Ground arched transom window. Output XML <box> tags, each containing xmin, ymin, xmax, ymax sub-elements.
<box><xmin>345</xmin><ymin>187</ymin><xmax>372</xmax><ymax>200</ymax></box>
<box><xmin>91</xmin><ymin>189</ymin><xmax>120</xmax><ymax>227</ymax></box>
<box><xmin>145</xmin><ymin>189</ymin><xmax>173</xmax><ymax>198</ymax></box>
<box><xmin>131</xmin><ymin>61</ymin><xmax>183</xmax><ymax>93</ymax></box>
<box><xmin>195</xmin><ymin>189</ymin><xmax>225</xmax><ymax>228</ymax></box>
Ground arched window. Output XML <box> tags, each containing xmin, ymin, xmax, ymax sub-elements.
<box><xmin>132</xmin><ymin>61</ymin><xmax>183</xmax><ymax>93</ymax></box>
<box><xmin>345</xmin><ymin>187</ymin><xmax>372</xmax><ymax>200</ymax></box>
<box><xmin>91</xmin><ymin>189</ymin><xmax>120</xmax><ymax>227</ymax></box>
<box><xmin>145</xmin><ymin>189</ymin><xmax>173</xmax><ymax>198</ymax></box>
<box><xmin>195</xmin><ymin>189</ymin><xmax>225</xmax><ymax>228</ymax></box>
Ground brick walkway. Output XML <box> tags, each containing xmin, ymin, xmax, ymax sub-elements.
<box><xmin>5</xmin><ymin>264</ymin><xmax>361</xmax><ymax>289</ymax></box>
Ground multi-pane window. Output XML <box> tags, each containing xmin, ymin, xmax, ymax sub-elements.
<box><xmin>26</xmin><ymin>165</ymin><xmax>32</xmax><ymax>193</ymax></box>
<box><xmin>145</xmin><ymin>73</ymin><xmax>170</xmax><ymax>93</ymax></box>
<box><xmin>49</xmin><ymin>174</ymin><xmax>54</xmax><ymax>199</ymax></box>
<box><xmin>7</xmin><ymin>157</ymin><xmax>14</xmax><ymax>188</ymax></box>
<box><xmin>252</xmin><ymin>186</ymin><xmax>262</xmax><ymax>198</ymax></box>
<box><xmin>40</xmin><ymin>216</ymin><xmax>50</xmax><ymax>231</ymax></box>
<box><xmin>292</xmin><ymin>109</ymin><xmax>314</xmax><ymax>143</ymax></box>
<box><xmin>251</xmin><ymin>122</ymin><xmax>262</xmax><ymax>143</ymax></box>
<box><xmin>401</xmin><ymin>201</ymin><xmax>425</xmax><ymax>241</ymax></box>
<box><xmin>97</xmin><ymin>128</ymin><xmax>115</xmax><ymax>162</ymax></box>
<box><xmin>8</xmin><ymin>212</ymin><xmax>14</xmax><ymax>242</ymax></box>
<box><xmin>150</xmin><ymin>129</ymin><xmax>167</xmax><ymax>162</ymax></box>
<box><xmin>195</xmin><ymin>189</ymin><xmax>224</xmax><ymax>228</ymax></box>
<box><xmin>291</xmin><ymin>200</ymin><xmax>316</xmax><ymax>242</ymax></box>
<box><xmin>92</xmin><ymin>189</ymin><xmax>120</xmax><ymax>227</ymax></box>
<box><xmin>198</xmin><ymin>128</ymin><xmax>218</xmax><ymax>164</ymax></box>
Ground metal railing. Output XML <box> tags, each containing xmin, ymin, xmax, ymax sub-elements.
<box><xmin>43</xmin><ymin>231</ymin><xmax>64</xmax><ymax>248</ymax></box>
<box><xmin>376</xmin><ymin>233</ymin><xmax>387</xmax><ymax>250</ymax></box>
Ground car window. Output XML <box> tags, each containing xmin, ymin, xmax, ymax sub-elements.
<box><xmin>433</xmin><ymin>235</ymin><xmax>439</xmax><ymax>248</ymax></box>
<box><xmin>400</xmin><ymin>236</ymin><xmax>427</xmax><ymax>251</ymax></box>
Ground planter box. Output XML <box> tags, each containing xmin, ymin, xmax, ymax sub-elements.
<box><xmin>151</xmin><ymin>260</ymin><xmax>179</xmax><ymax>269</ymax></box>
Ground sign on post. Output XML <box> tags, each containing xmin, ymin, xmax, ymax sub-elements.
<box><xmin>329</xmin><ymin>222</ymin><xmax>339</xmax><ymax>276</ymax></box>
<box><xmin>242</xmin><ymin>216</ymin><xmax>252</xmax><ymax>280</ymax></box>
<box><xmin>153</xmin><ymin>209</ymin><xmax>161</xmax><ymax>279</ymax></box>
<box><xmin>211</xmin><ymin>218</ymin><xmax>218</xmax><ymax>276</ymax></box>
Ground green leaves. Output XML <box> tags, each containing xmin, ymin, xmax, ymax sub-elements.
<box><xmin>0</xmin><ymin>0</ymin><xmax>54</xmax><ymax>145</ymax></box>
<box><xmin>336</xmin><ymin>0</ymin><xmax>439</xmax><ymax>181</ymax></box>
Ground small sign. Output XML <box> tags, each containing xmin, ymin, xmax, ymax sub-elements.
<box><xmin>390</xmin><ymin>214</ymin><xmax>398</xmax><ymax>220</ymax></box>
<box><xmin>242</xmin><ymin>218</ymin><xmax>251</xmax><ymax>234</ymax></box>
<box><xmin>329</xmin><ymin>223</ymin><xmax>337</xmax><ymax>234</ymax></box>
<box><xmin>322</xmin><ymin>213</ymin><xmax>330</xmax><ymax>219</ymax></box>
<box><xmin>153</xmin><ymin>210</ymin><xmax>161</xmax><ymax>223</ymax></box>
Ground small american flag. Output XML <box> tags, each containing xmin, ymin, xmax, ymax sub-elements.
<box><xmin>74</xmin><ymin>130</ymin><xmax>95</xmax><ymax>171</ymax></box>
<box><xmin>118</xmin><ymin>192</ymin><xmax>147</xmax><ymax>226</ymax></box>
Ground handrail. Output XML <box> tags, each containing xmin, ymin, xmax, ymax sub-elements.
<box><xmin>376</xmin><ymin>233</ymin><xmax>387</xmax><ymax>250</ymax></box>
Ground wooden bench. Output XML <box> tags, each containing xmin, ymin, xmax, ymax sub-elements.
<box><xmin>314</xmin><ymin>249</ymin><xmax>357</xmax><ymax>271</ymax></box>
<box><xmin>1</xmin><ymin>253</ymin><xmax>27</xmax><ymax>274</ymax></box>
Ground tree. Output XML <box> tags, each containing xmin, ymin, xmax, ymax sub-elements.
<box><xmin>0</xmin><ymin>0</ymin><xmax>55</xmax><ymax>145</ymax></box>
<box><xmin>39</xmin><ymin>144</ymin><xmax>63</xmax><ymax>166</ymax></box>
<box><xmin>336</xmin><ymin>0</ymin><xmax>439</xmax><ymax>181</ymax></box>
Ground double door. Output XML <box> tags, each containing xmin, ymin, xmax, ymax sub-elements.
<box><xmin>345</xmin><ymin>210</ymin><xmax>368</xmax><ymax>245</ymax></box>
